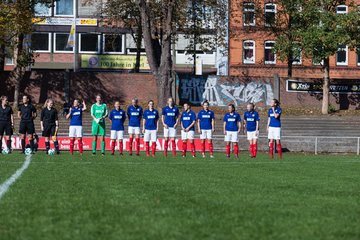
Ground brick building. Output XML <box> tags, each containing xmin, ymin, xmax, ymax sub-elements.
<box><xmin>4</xmin><ymin>0</ymin><xmax>225</xmax><ymax>74</ymax></box>
<box><xmin>229</xmin><ymin>0</ymin><xmax>360</xmax><ymax>79</ymax></box>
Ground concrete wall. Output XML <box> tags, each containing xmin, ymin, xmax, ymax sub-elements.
<box><xmin>1</xmin><ymin>71</ymin><xmax>360</xmax><ymax>110</ymax></box>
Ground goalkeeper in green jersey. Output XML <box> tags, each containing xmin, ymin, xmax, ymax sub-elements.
<box><xmin>91</xmin><ymin>94</ymin><xmax>108</xmax><ymax>155</ymax></box>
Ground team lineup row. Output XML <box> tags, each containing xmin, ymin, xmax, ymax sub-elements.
<box><xmin>0</xmin><ymin>95</ymin><xmax>283</xmax><ymax>159</ymax></box>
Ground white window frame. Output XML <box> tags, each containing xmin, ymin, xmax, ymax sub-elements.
<box><xmin>243</xmin><ymin>40</ymin><xmax>255</xmax><ymax>64</ymax></box>
<box><xmin>5</xmin><ymin>57</ymin><xmax>14</xmax><ymax>66</ymax></box>
<box><xmin>292</xmin><ymin>46</ymin><xmax>302</xmax><ymax>65</ymax></box>
<box><xmin>79</xmin><ymin>34</ymin><xmax>101</xmax><ymax>54</ymax></box>
<box><xmin>102</xmin><ymin>34</ymin><xmax>125</xmax><ymax>54</ymax></box>
<box><xmin>336</xmin><ymin>5</ymin><xmax>348</xmax><ymax>14</ymax></box>
<box><xmin>34</xmin><ymin>3</ymin><xmax>51</xmax><ymax>16</ymax></box>
<box><xmin>336</xmin><ymin>45</ymin><xmax>348</xmax><ymax>66</ymax></box>
<box><xmin>264</xmin><ymin>41</ymin><xmax>276</xmax><ymax>64</ymax></box>
<box><xmin>32</xmin><ymin>33</ymin><xmax>52</xmax><ymax>53</ymax></box>
<box><xmin>264</xmin><ymin>3</ymin><xmax>277</xmax><ymax>27</ymax></box>
<box><xmin>313</xmin><ymin>59</ymin><xmax>324</xmax><ymax>66</ymax></box>
<box><xmin>243</xmin><ymin>3</ymin><xmax>256</xmax><ymax>26</ymax></box>
<box><xmin>54</xmin><ymin>33</ymin><xmax>74</xmax><ymax>53</ymax></box>
<box><xmin>54</xmin><ymin>0</ymin><xmax>74</xmax><ymax>17</ymax></box>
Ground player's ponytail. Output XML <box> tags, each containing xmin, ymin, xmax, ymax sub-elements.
<box><xmin>273</xmin><ymin>99</ymin><xmax>280</xmax><ymax>107</ymax></box>
<box><xmin>228</xmin><ymin>103</ymin><xmax>235</xmax><ymax>111</ymax></box>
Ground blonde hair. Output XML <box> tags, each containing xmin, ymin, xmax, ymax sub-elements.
<box><xmin>43</xmin><ymin>98</ymin><xmax>54</xmax><ymax>108</ymax></box>
<box><xmin>0</xmin><ymin>96</ymin><xmax>8</xmax><ymax>106</ymax></box>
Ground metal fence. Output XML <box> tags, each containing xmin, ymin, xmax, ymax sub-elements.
<box><xmin>208</xmin><ymin>135</ymin><xmax>360</xmax><ymax>155</ymax></box>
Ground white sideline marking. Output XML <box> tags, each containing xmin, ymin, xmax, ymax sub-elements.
<box><xmin>0</xmin><ymin>154</ymin><xmax>32</xmax><ymax>201</ymax></box>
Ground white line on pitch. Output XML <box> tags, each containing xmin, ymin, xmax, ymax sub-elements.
<box><xmin>0</xmin><ymin>154</ymin><xmax>32</xmax><ymax>201</ymax></box>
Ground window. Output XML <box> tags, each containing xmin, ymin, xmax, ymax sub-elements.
<box><xmin>336</xmin><ymin>5</ymin><xmax>348</xmax><ymax>14</ymax></box>
<box><xmin>264</xmin><ymin>41</ymin><xmax>276</xmax><ymax>64</ymax></box>
<box><xmin>243</xmin><ymin>40</ymin><xmax>255</xmax><ymax>64</ymax></box>
<box><xmin>313</xmin><ymin>59</ymin><xmax>324</xmax><ymax>66</ymax></box>
<box><xmin>357</xmin><ymin>47</ymin><xmax>360</xmax><ymax>66</ymax></box>
<box><xmin>103</xmin><ymin>35</ymin><xmax>124</xmax><ymax>54</ymax></box>
<box><xmin>34</xmin><ymin>3</ymin><xmax>51</xmax><ymax>16</ymax></box>
<box><xmin>54</xmin><ymin>33</ymin><xmax>74</xmax><ymax>53</ymax></box>
<box><xmin>127</xmin><ymin>48</ymin><xmax>146</xmax><ymax>54</ymax></box>
<box><xmin>31</xmin><ymin>33</ymin><xmax>51</xmax><ymax>52</ymax></box>
<box><xmin>336</xmin><ymin>45</ymin><xmax>348</xmax><ymax>66</ymax></box>
<box><xmin>264</xmin><ymin>3</ymin><xmax>276</xmax><ymax>27</ymax></box>
<box><xmin>79</xmin><ymin>34</ymin><xmax>100</xmax><ymax>53</ymax></box>
<box><xmin>243</xmin><ymin>3</ymin><xmax>255</xmax><ymax>26</ymax></box>
<box><xmin>292</xmin><ymin>46</ymin><xmax>302</xmax><ymax>65</ymax></box>
<box><xmin>5</xmin><ymin>48</ymin><xmax>14</xmax><ymax>65</ymax></box>
<box><xmin>55</xmin><ymin>0</ymin><xmax>74</xmax><ymax>16</ymax></box>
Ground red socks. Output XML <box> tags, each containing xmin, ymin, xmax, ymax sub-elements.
<box><xmin>70</xmin><ymin>139</ymin><xmax>74</xmax><ymax>154</ymax></box>
<box><xmin>277</xmin><ymin>144</ymin><xmax>282</xmax><ymax>159</ymax></box>
<box><xmin>164</xmin><ymin>140</ymin><xmax>168</xmax><ymax>156</ymax></box>
<box><xmin>172</xmin><ymin>140</ymin><xmax>176</xmax><ymax>156</ymax></box>
<box><xmin>136</xmin><ymin>138</ymin><xmax>140</xmax><ymax>155</ymax></box>
<box><xmin>234</xmin><ymin>144</ymin><xmax>239</xmax><ymax>156</ymax></box>
<box><xmin>145</xmin><ymin>142</ymin><xmax>150</xmax><ymax>156</ymax></box>
<box><xmin>119</xmin><ymin>141</ymin><xmax>123</xmax><ymax>155</ymax></box>
<box><xmin>191</xmin><ymin>143</ymin><xmax>196</xmax><ymax>157</ymax></box>
<box><xmin>111</xmin><ymin>140</ymin><xmax>116</xmax><ymax>154</ymax></box>
<box><xmin>209</xmin><ymin>143</ymin><xmax>213</xmax><ymax>156</ymax></box>
<box><xmin>129</xmin><ymin>138</ymin><xmax>133</xmax><ymax>155</ymax></box>
<box><xmin>182</xmin><ymin>141</ymin><xmax>187</xmax><ymax>156</ymax></box>
<box><xmin>249</xmin><ymin>143</ymin><xmax>258</xmax><ymax>158</ymax></box>
<box><xmin>201</xmin><ymin>142</ymin><xmax>205</xmax><ymax>154</ymax></box>
<box><xmin>151</xmin><ymin>142</ymin><xmax>156</xmax><ymax>156</ymax></box>
<box><xmin>269</xmin><ymin>142</ymin><xmax>274</xmax><ymax>159</ymax></box>
<box><xmin>79</xmin><ymin>140</ymin><xmax>83</xmax><ymax>154</ymax></box>
<box><xmin>226</xmin><ymin>145</ymin><xmax>230</xmax><ymax>156</ymax></box>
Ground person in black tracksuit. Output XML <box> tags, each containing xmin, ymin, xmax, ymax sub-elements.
<box><xmin>18</xmin><ymin>95</ymin><xmax>37</xmax><ymax>154</ymax></box>
<box><xmin>0</xmin><ymin>96</ymin><xmax>14</xmax><ymax>153</ymax></box>
<box><xmin>41</xmin><ymin>99</ymin><xmax>60</xmax><ymax>154</ymax></box>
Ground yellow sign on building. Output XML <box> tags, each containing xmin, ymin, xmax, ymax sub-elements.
<box><xmin>81</xmin><ymin>55</ymin><xmax>150</xmax><ymax>70</ymax></box>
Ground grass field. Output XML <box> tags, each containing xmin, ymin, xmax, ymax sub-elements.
<box><xmin>0</xmin><ymin>152</ymin><xmax>359</xmax><ymax>240</ymax></box>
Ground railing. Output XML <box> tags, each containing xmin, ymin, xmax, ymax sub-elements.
<box><xmin>55</xmin><ymin>133</ymin><xmax>360</xmax><ymax>154</ymax></box>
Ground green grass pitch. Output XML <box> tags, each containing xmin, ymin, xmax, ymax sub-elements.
<box><xmin>0</xmin><ymin>152</ymin><xmax>359</xmax><ymax>240</ymax></box>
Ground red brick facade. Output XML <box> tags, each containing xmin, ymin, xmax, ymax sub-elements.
<box><xmin>229</xmin><ymin>0</ymin><xmax>360</xmax><ymax>79</ymax></box>
<box><xmin>0</xmin><ymin>71</ymin><xmax>157</xmax><ymax>105</ymax></box>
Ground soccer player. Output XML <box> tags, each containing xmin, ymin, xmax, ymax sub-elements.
<box><xmin>243</xmin><ymin>103</ymin><xmax>260</xmax><ymax>158</ymax></box>
<box><xmin>267</xmin><ymin>99</ymin><xmax>282</xmax><ymax>159</ymax></box>
<box><xmin>142</xmin><ymin>100</ymin><xmax>159</xmax><ymax>157</ymax></box>
<box><xmin>0</xmin><ymin>96</ymin><xmax>14</xmax><ymax>153</ymax></box>
<box><xmin>91</xmin><ymin>95</ymin><xmax>108</xmax><ymax>156</ymax></box>
<box><xmin>40</xmin><ymin>99</ymin><xmax>60</xmax><ymax>154</ymax></box>
<box><xmin>223</xmin><ymin>104</ymin><xmax>241</xmax><ymax>158</ymax></box>
<box><xmin>109</xmin><ymin>101</ymin><xmax>126</xmax><ymax>156</ymax></box>
<box><xmin>197</xmin><ymin>100</ymin><xmax>215</xmax><ymax>158</ymax></box>
<box><xmin>18</xmin><ymin>95</ymin><xmax>37</xmax><ymax>154</ymax></box>
<box><xmin>162</xmin><ymin>97</ymin><xmax>180</xmax><ymax>157</ymax></box>
<box><xmin>66</xmin><ymin>99</ymin><xmax>86</xmax><ymax>155</ymax></box>
<box><xmin>180</xmin><ymin>103</ymin><xmax>196</xmax><ymax>157</ymax></box>
<box><xmin>127</xmin><ymin>97</ymin><xmax>143</xmax><ymax>156</ymax></box>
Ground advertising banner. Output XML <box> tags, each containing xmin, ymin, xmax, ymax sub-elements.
<box><xmin>32</xmin><ymin>18</ymin><xmax>97</xmax><ymax>26</ymax></box>
<box><xmin>286</xmin><ymin>80</ymin><xmax>360</xmax><ymax>94</ymax></box>
<box><xmin>81</xmin><ymin>55</ymin><xmax>150</xmax><ymax>70</ymax></box>
<box><xmin>2</xmin><ymin>137</ymin><xmax>213</xmax><ymax>151</ymax></box>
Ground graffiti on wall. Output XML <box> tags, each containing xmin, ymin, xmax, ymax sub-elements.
<box><xmin>179</xmin><ymin>75</ymin><xmax>207</xmax><ymax>105</ymax></box>
<box><xmin>179</xmin><ymin>75</ymin><xmax>274</xmax><ymax>106</ymax></box>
